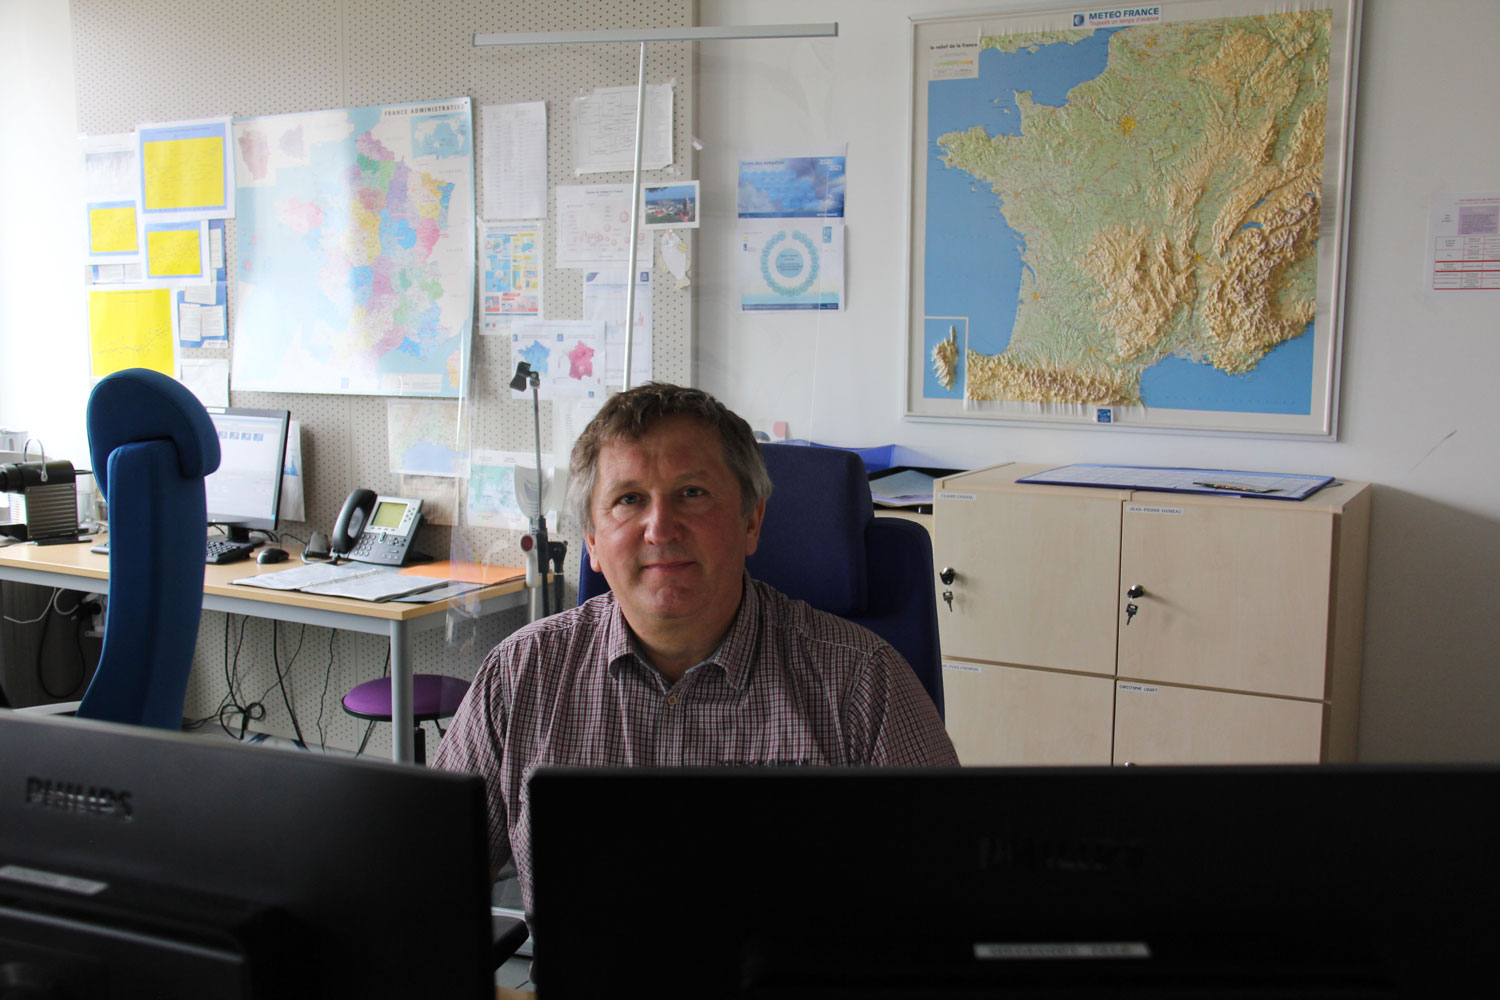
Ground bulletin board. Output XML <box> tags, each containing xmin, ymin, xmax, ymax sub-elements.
<box><xmin>69</xmin><ymin>0</ymin><xmax>696</xmax><ymax>753</ymax></box>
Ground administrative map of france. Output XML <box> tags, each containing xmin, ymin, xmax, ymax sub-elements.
<box><xmin>927</xmin><ymin>10</ymin><xmax>1330</xmax><ymax>414</ymax></box>
<box><xmin>231</xmin><ymin>101</ymin><xmax>473</xmax><ymax>397</ymax></box>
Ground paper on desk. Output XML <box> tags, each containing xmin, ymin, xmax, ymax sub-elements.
<box><xmin>871</xmin><ymin>469</ymin><xmax>942</xmax><ymax>507</ymax></box>
<box><xmin>232</xmin><ymin>561</ymin><xmax>375</xmax><ymax>591</ymax></box>
<box><xmin>300</xmin><ymin>569</ymin><xmax>448</xmax><ymax>602</ymax></box>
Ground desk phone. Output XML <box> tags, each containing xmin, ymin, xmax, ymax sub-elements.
<box><xmin>332</xmin><ymin>489</ymin><xmax>423</xmax><ymax>566</ymax></box>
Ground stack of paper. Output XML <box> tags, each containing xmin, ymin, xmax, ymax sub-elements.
<box><xmin>871</xmin><ymin>469</ymin><xmax>945</xmax><ymax>508</ymax></box>
<box><xmin>233</xmin><ymin>562</ymin><xmax>446</xmax><ymax>602</ymax></box>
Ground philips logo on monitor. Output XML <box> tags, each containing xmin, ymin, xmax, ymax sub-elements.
<box><xmin>1074</xmin><ymin>7</ymin><xmax>1163</xmax><ymax>28</ymax></box>
<box><xmin>24</xmin><ymin>777</ymin><xmax>133</xmax><ymax>820</ymax></box>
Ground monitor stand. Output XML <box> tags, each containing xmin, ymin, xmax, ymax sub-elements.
<box><xmin>217</xmin><ymin>524</ymin><xmax>257</xmax><ymax>546</ymax></box>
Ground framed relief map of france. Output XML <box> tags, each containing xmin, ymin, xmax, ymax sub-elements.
<box><xmin>905</xmin><ymin>0</ymin><xmax>1360</xmax><ymax>436</ymax></box>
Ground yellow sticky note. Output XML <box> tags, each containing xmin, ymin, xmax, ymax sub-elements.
<box><xmin>88</xmin><ymin>288</ymin><xmax>176</xmax><ymax>377</ymax></box>
<box><xmin>89</xmin><ymin>205</ymin><xmax>138</xmax><ymax>254</ymax></box>
<box><xmin>146</xmin><ymin>227</ymin><xmax>202</xmax><ymax>277</ymax></box>
<box><xmin>142</xmin><ymin>135</ymin><xmax>225</xmax><ymax>211</ymax></box>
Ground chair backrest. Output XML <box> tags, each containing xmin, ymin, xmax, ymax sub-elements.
<box><xmin>78</xmin><ymin>368</ymin><xmax>221</xmax><ymax>729</ymax></box>
<box><xmin>577</xmin><ymin>442</ymin><xmax>944</xmax><ymax>718</ymax></box>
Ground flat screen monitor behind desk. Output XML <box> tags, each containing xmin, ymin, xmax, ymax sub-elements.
<box><xmin>203</xmin><ymin>407</ymin><xmax>289</xmax><ymax>543</ymax></box>
<box><xmin>529</xmin><ymin>765</ymin><xmax>1500</xmax><ymax>998</ymax></box>
<box><xmin>0</xmin><ymin>710</ymin><xmax>494</xmax><ymax>998</ymax></box>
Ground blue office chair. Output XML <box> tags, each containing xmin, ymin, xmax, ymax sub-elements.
<box><xmin>577</xmin><ymin>442</ymin><xmax>945</xmax><ymax>719</ymax></box>
<box><xmin>76</xmin><ymin>368</ymin><xmax>221</xmax><ymax>729</ymax></box>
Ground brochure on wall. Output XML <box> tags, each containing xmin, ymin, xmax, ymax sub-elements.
<box><xmin>571</xmin><ymin>83</ymin><xmax>673</xmax><ymax>174</ymax></box>
<box><xmin>83</xmin><ymin>132</ymin><xmax>141</xmax><ymax>268</ymax></box>
<box><xmin>737</xmin><ymin>145</ymin><xmax>846</xmax><ymax>218</ymax></box>
<box><xmin>737</xmin><ymin>219</ymin><xmax>844</xmax><ymax>311</ymax></box>
<box><xmin>386</xmin><ymin>398</ymin><xmax>468</xmax><ymax>478</ymax></box>
<box><xmin>510</xmin><ymin>319</ymin><xmax>606</xmax><ymax>399</ymax></box>
<box><xmin>178</xmin><ymin>357</ymin><xmax>229</xmax><ymax>407</ymax></box>
<box><xmin>479</xmin><ymin>221</ymin><xmax>543</xmax><ymax>334</ymax></box>
<box><xmin>176</xmin><ymin>219</ymin><xmax>228</xmax><ymax>346</ymax></box>
<box><xmin>583</xmin><ymin>268</ymin><xmax>652</xmax><ymax>388</ymax></box>
<box><xmin>554</xmin><ymin>184</ymin><xmax>651</xmax><ymax>269</ymax></box>
<box><xmin>466</xmin><ymin>449</ymin><xmax>558</xmax><ymax>531</ymax></box>
<box><xmin>481</xmin><ymin>101</ymin><xmax>547</xmax><ymax>221</ymax></box>
<box><xmin>1427</xmin><ymin>191</ymin><xmax>1500</xmax><ymax>294</ymax></box>
<box><xmin>135</xmin><ymin>117</ymin><xmax>235</xmax><ymax>222</ymax></box>
<box><xmin>143</xmin><ymin>219</ymin><xmax>211</xmax><ymax>283</ymax></box>
<box><xmin>88</xmin><ymin>285</ymin><xmax>176</xmax><ymax>378</ymax></box>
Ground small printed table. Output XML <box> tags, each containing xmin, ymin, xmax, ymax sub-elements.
<box><xmin>0</xmin><ymin>535</ymin><xmax>528</xmax><ymax>764</ymax></box>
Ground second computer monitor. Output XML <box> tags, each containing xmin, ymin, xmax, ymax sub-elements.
<box><xmin>203</xmin><ymin>407</ymin><xmax>290</xmax><ymax>543</ymax></box>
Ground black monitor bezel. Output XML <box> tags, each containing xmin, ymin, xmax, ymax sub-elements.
<box><xmin>203</xmin><ymin>406</ymin><xmax>290</xmax><ymax>541</ymax></box>
<box><xmin>0</xmin><ymin>710</ymin><xmax>494</xmax><ymax>998</ymax></box>
<box><xmin>529</xmin><ymin>764</ymin><xmax>1500</xmax><ymax>998</ymax></box>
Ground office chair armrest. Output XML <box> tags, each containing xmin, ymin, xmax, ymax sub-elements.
<box><xmin>492</xmin><ymin>914</ymin><xmax>530</xmax><ymax>968</ymax></box>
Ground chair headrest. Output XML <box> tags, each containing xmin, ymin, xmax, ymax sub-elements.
<box><xmin>750</xmin><ymin>443</ymin><xmax>871</xmax><ymax>616</ymax></box>
<box><xmin>87</xmin><ymin>368</ymin><xmax>221</xmax><ymax>499</ymax></box>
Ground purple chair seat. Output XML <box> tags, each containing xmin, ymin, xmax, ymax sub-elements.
<box><xmin>341</xmin><ymin>674</ymin><xmax>471</xmax><ymax>723</ymax></box>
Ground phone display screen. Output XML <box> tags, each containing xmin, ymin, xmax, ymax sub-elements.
<box><xmin>370</xmin><ymin>500</ymin><xmax>408</xmax><ymax>530</ymax></box>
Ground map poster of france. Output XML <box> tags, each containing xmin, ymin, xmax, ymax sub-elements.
<box><xmin>231</xmin><ymin>98</ymin><xmax>475</xmax><ymax>397</ymax></box>
<box><xmin>905</xmin><ymin>0</ymin><xmax>1360</xmax><ymax>436</ymax></box>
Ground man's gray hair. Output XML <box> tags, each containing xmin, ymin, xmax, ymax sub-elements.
<box><xmin>568</xmin><ymin>382</ymin><xmax>772</xmax><ymax>532</ymax></box>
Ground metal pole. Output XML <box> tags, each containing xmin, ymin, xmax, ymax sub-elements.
<box><xmin>530</xmin><ymin>377</ymin><xmax>548</xmax><ymax>617</ymax></box>
<box><xmin>621</xmin><ymin>40</ymin><xmax>647</xmax><ymax>392</ymax></box>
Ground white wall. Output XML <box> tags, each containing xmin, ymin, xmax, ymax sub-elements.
<box><xmin>697</xmin><ymin>0</ymin><xmax>1500</xmax><ymax>761</ymax></box>
<box><xmin>0</xmin><ymin>0</ymin><xmax>89</xmax><ymax>463</ymax></box>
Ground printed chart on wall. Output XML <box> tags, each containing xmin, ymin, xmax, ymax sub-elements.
<box><xmin>230</xmin><ymin>98</ymin><xmax>475</xmax><ymax>397</ymax></box>
<box><xmin>906</xmin><ymin>1</ymin><xmax>1359</xmax><ymax>435</ymax></box>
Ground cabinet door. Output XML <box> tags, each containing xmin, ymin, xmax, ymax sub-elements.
<box><xmin>935</xmin><ymin>489</ymin><xmax>1121</xmax><ymax>675</ymax></box>
<box><xmin>1116</xmin><ymin>499</ymin><xmax>1334</xmax><ymax>699</ymax></box>
<box><xmin>1113</xmin><ymin>682</ymin><xmax>1326</xmax><ymax>764</ymax></box>
<box><xmin>943</xmin><ymin>661</ymin><xmax>1115</xmax><ymax>766</ymax></box>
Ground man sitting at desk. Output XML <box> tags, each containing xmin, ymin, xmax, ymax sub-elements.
<box><xmin>434</xmin><ymin>382</ymin><xmax>957</xmax><ymax>911</ymax></box>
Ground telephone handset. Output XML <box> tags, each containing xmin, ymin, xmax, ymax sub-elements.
<box><xmin>331</xmin><ymin>489</ymin><xmax>423</xmax><ymax>566</ymax></box>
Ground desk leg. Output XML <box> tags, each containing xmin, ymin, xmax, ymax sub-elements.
<box><xmin>389</xmin><ymin>620</ymin><xmax>414</xmax><ymax>765</ymax></box>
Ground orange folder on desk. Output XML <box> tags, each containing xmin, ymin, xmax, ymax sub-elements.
<box><xmin>398</xmin><ymin>560</ymin><xmax>526</xmax><ymax>586</ymax></box>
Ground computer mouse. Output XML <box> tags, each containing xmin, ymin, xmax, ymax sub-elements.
<box><xmin>257</xmin><ymin>546</ymin><xmax>289</xmax><ymax>565</ymax></box>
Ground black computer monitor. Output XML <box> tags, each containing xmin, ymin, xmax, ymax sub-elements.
<box><xmin>0</xmin><ymin>710</ymin><xmax>494</xmax><ymax>998</ymax></box>
<box><xmin>529</xmin><ymin>765</ymin><xmax>1500</xmax><ymax>998</ymax></box>
<box><xmin>203</xmin><ymin>407</ymin><xmax>290</xmax><ymax>543</ymax></box>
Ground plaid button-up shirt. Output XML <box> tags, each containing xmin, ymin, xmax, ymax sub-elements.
<box><xmin>433</xmin><ymin>574</ymin><xmax>957</xmax><ymax>913</ymax></box>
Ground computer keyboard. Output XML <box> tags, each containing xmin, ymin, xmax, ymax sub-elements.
<box><xmin>205</xmin><ymin>538</ymin><xmax>257</xmax><ymax>565</ymax></box>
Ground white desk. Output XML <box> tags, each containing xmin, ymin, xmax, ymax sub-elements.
<box><xmin>0</xmin><ymin>536</ymin><xmax>529</xmax><ymax>764</ymax></box>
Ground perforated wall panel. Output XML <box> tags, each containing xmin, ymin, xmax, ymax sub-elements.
<box><xmin>71</xmin><ymin>0</ymin><xmax>694</xmax><ymax>754</ymax></box>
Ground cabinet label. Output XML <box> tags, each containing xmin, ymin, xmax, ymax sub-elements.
<box><xmin>1125</xmin><ymin>504</ymin><xmax>1183</xmax><ymax>516</ymax></box>
<box><xmin>942</xmin><ymin>661</ymin><xmax>983</xmax><ymax>673</ymax></box>
<box><xmin>937</xmin><ymin>491</ymin><xmax>977</xmax><ymax>502</ymax></box>
<box><xmin>1116</xmin><ymin>683</ymin><xmax>1159</xmax><ymax>694</ymax></box>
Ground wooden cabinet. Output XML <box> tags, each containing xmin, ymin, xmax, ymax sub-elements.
<box><xmin>933</xmin><ymin>463</ymin><xmax>1370</xmax><ymax>766</ymax></box>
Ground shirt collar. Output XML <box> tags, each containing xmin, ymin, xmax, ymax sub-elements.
<box><xmin>603</xmin><ymin>572</ymin><xmax>761</xmax><ymax>690</ymax></box>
